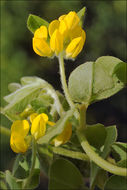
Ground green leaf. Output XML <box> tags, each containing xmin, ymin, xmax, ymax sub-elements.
<box><xmin>5</xmin><ymin>170</ymin><xmax>22</xmax><ymax>190</ymax></box>
<box><xmin>38</xmin><ymin>109</ymin><xmax>74</xmax><ymax>144</ymax></box>
<box><xmin>104</xmin><ymin>175</ymin><xmax>127</xmax><ymax>190</ymax></box>
<box><xmin>68</xmin><ymin>62</ymin><xmax>94</xmax><ymax>104</ymax></box>
<box><xmin>31</xmin><ymin>94</ymin><xmax>54</xmax><ymax>110</ymax></box>
<box><xmin>112</xmin><ymin>142</ymin><xmax>127</xmax><ymax>161</ymax></box>
<box><xmin>77</xmin><ymin>7</ymin><xmax>86</xmax><ymax>27</ymax></box>
<box><xmin>37</xmin><ymin>144</ymin><xmax>53</xmax><ymax>175</ymax></box>
<box><xmin>85</xmin><ymin>123</ymin><xmax>107</xmax><ymax>149</ymax></box>
<box><xmin>27</xmin><ymin>14</ymin><xmax>49</xmax><ymax>33</ymax></box>
<box><xmin>12</xmin><ymin>154</ymin><xmax>29</xmax><ymax>179</ymax></box>
<box><xmin>48</xmin><ymin>158</ymin><xmax>84</xmax><ymax>190</ymax></box>
<box><xmin>26</xmin><ymin>168</ymin><xmax>40</xmax><ymax>190</ymax></box>
<box><xmin>20</xmin><ymin>76</ymin><xmax>47</xmax><ymax>86</ymax></box>
<box><xmin>8</xmin><ymin>83</ymin><xmax>21</xmax><ymax>92</ymax></box>
<box><xmin>2</xmin><ymin>77</ymin><xmax>48</xmax><ymax>121</ymax></box>
<box><xmin>90</xmin><ymin>125</ymin><xmax>117</xmax><ymax>189</ymax></box>
<box><xmin>92</xmin><ymin>56</ymin><xmax>126</xmax><ymax>102</ymax></box>
<box><xmin>68</xmin><ymin>56</ymin><xmax>126</xmax><ymax>105</ymax></box>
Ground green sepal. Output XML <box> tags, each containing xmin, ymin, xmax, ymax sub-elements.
<box><xmin>27</xmin><ymin>14</ymin><xmax>49</xmax><ymax>34</ymax></box>
<box><xmin>77</xmin><ymin>7</ymin><xmax>86</xmax><ymax>27</ymax></box>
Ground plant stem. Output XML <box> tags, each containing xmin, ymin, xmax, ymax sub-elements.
<box><xmin>52</xmin><ymin>146</ymin><xmax>89</xmax><ymax>161</ymax></box>
<box><xmin>23</xmin><ymin>138</ymin><xmax>37</xmax><ymax>189</ymax></box>
<box><xmin>0</xmin><ymin>126</ymin><xmax>11</xmax><ymax>137</ymax></box>
<box><xmin>58</xmin><ymin>54</ymin><xmax>75</xmax><ymax>109</ymax></box>
<box><xmin>79</xmin><ymin>104</ymin><xmax>87</xmax><ymax>130</ymax></box>
<box><xmin>77</xmin><ymin>130</ymin><xmax>127</xmax><ymax>176</ymax></box>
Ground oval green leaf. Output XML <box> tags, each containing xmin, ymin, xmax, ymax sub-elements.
<box><xmin>48</xmin><ymin>158</ymin><xmax>84</xmax><ymax>190</ymax></box>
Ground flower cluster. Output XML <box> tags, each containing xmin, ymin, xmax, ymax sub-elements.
<box><xmin>10</xmin><ymin>113</ymin><xmax>72</xmax><ymax>153</ymax></box>
<box><xmin>33</xmin><ymin>11</ymin><xmax>86</xmax><ymax>59</ymax></box>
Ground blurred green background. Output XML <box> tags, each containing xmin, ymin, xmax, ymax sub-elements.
<box><xmin>0</xmin><ymin>0</ymin><xmax>126</xmax><ymax>189</ymax></box>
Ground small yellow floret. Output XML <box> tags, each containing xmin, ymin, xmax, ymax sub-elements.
<box><xmin>50</xmin><ymin>29</ymin><xmax>63</xmax><ymax>55</ymax></box>
<box><xmin>49</xmin><ymin>20</ymin><xmax>60</xmax><ymax>37</ymax></box>
<box><xmin>34</xmin><ymin>26</ymin><xmax>48</xmax><ymax>40</ymax></box>
<box><xmin>31</xmin><ymin>113</ymin><xmax>48</xmax><ymax>140</ymax></box>
<box><xmin>52</xmin><ymin>123</ymin><xmax>72</xmax><ymax>147</ymax></box>
<box><xmin>64</xmin><ymin>11</ymin><xmax>80</xmax><ymax>30</ymax></box>
<box><xmin>33</xmin><ymin>25</ymin><xmax>53</xmax><ymax>57</ymax></box>
<box><xmin>66</xmin><ymin>36</ymin><xmax>84</xmax><ymax>58</ymax></box>
<box><xmin>10</xmin><ymin>120</ymin><xmax>30</xmax><ymax>153</ymax></box>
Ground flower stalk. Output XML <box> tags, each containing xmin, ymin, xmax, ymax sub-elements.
<box><xmin>58</xmin><ymin>53</ymin><xmax>75</xmax><ymax>109</ymax></box>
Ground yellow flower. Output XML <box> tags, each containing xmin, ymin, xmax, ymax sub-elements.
<box><xmin>10</xmin><ymin>120</ymin><xmax>30</xmax><ymax>153</ymax></box>
<box><xmin>52</xmin><ymin>122</ymin><xmax>72</xmax><ymax>147</ymax></box>
<box><xmin>33</xmin><ymin>26</ymin><xmax>53</xmax><ymax>57</ymax></box>
<box><xmin>32</xmin><ymin>11</ymin><xmax>86</xmax><ymax>59</ymax></box>
<box><xmin>31</xmin><ymin>113</ymin><xmax>48</xmax><ymax>140</ymax></box>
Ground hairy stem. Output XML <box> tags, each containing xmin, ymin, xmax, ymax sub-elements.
<box><xmin>77</xmin><ymin>130</ymin><xmax>127</xmax><ymax>176</ymax></box>
<box><xmin>52</xmin><ymin>146</ymin><xmax>89</xmax><ymax>161</ymax></box>
<box><xmin>58</xmin><ymin>54</ymin><xmax>75</xmax><ymax>109</ymax></box>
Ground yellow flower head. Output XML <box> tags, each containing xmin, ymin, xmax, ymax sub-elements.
<box><xmin>32</xmin><ymin>11</ymin><xmax>86</xmax><ymax>59</ymax></box>
<box><xmin>10</xmin><ymin>120</ymin><xmax>30</xmax><ymax>153</ymax></box>
<box><xmin>10</xmin><ymin>113</ymin><xmax>53</xmax><ymax>153</ymax></box>
<box><xmin>52</xmin><ymin>122</ymin><xmax>72</xmax><ymax>147</ymax></box>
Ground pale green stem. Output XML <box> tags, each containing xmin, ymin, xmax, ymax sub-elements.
<box><xmin>0</xmin><ymin>126</ymin><xmax>11</xmax><ymax>137</ymax></box>
<box><xmin>52</xmin><ymin>146</ymin><xmax>89</xmax><ymax>161</ymax></box>
<box><xmin>79</xmin><ymin>104</ymin><xmax>87</xmax><ymax>130</ymax></box>
<box><xmin>58</xmin><ymin>54</ymin><xmax>75</xmax><ymax>109</ymax></box>
<box><xmin>77</xmin><ymin>130</ymin><xmax>127</xmax><ymax>176</ymax></box>
<box><xmin>23</xmin><ymin>138</ymin><xmax>37</xmax><ymax>189</ymax></box>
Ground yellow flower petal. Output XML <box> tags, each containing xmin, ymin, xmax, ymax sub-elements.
<box><xmin>10</xmin><ymin>134</ymin><xmax>29</xmax><ymax>153</ymax></box>
<box><xmin>64</xmin><ymin>11</ymin><xmax>80</xmax><ymax>30</ymax></box>
<box><xmin>11</xmin><ymin>120</ymin><xmax>30</xmax><ymax>137</ymax></box>
<box><xmin>34</xmin><ymin>26</ymin><xmax>48</xmax><ymax>40</ymax></box>
<box><xmin>33</xmin><ymin>37</ymin><xmax>53</xmax><ymax>57</ymax></box>
<box><xmin>58</xmin><ymin>14</ymin><xmax>66</xmax><ymax>21</ymax></box>
<box><xmin>30</xmin><ymin>113</ymin><xmax>38</xmax><ymax>123</ymax></box>
<box><xmin>40</xmin><ymin>113</ymin><xmax>49</xmax><ymax>122</ymax></box>
<box><xmin>47</xmin><ymin>121</ymin><xmax>55</xmax><ymax>126</ymax></box>
<box><xmin>59</xmin><ymin>20</ymin><xmax>67</xmax><ymax>36</ymax></box>
<box><xmin>31</xmin><ymin>114</ymin><xmax>46</xmax><ymax>140</ymax></box>
<box><xmin>71</xmin><ymin>38</ymin><xmax>84</xmax><ymax>58</ymax></box>
<box><xmin>52</xmin><ymin>123</ymin><xmax>72</xmax><ymax>147</ymax></box>
<box><xmin>70</xmin><ymin>26</ymin><xmax>82</xmax><ymax>39</ymax></box>
<box><xmin>50</xmin><ymin>29</ymin><xmax>63</xmax><ymax>55</ymax></box>
<box><xmin>48</xmin><ymin>20</ymin><xmax>60</xmax><ymax>37</ymax></box>
<box><xmin>66</xmin><ymin>36</ymin><xmax>84</xmax><ymax>58</ymax></box>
